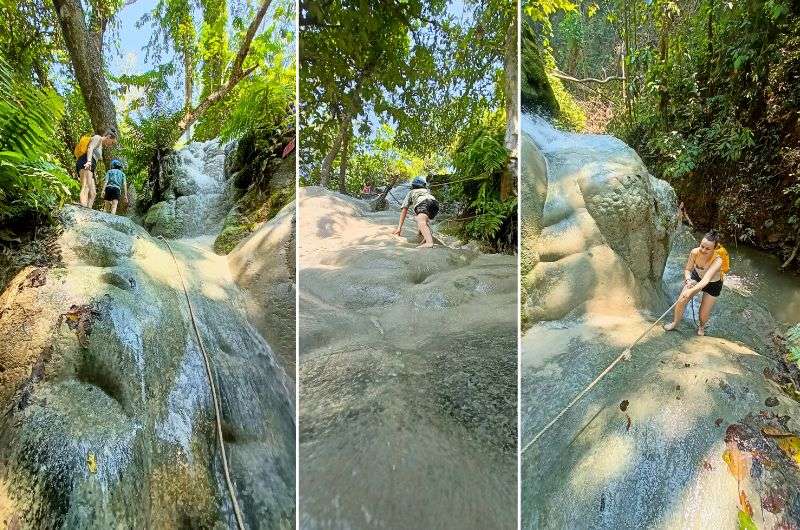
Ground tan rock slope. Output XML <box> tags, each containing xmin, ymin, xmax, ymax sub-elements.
<box><xmin>521</xmin><ymin>117</ymin><xmax>800</xmax><ymax>529</ymax></box>
<box><xmin>299</xmin><ymin>186</ymin><xmax>517</xmax><ymax>530</ymax></box>
<box><xmin>0</xmin><ymin>206</ymin><xmax>294</xmax><ymax>528</ymax></box>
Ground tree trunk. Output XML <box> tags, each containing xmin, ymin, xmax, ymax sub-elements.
<box><xmin>182</xmin><ymin>47</ymin><xmax>194</xmax><ymax>141</ymax></box>
<box><xmin>319</xmin><ymin>117</ymin><xmax>347</xmax><ymax>188</ymax></box>
<box><xmin>621</xmin><ymin>0</ymin><xmax>630</xmax><ymax>118</ymax></box>
<box><xmin>374</xmin><ymin>174</ymin><xmax>400</xmax><ymax>211</ymax></box>
<box><xmin>501</xmin><ymin>15</ymin><xmax>518</xmax><ymax>201</ymax></box>
<box><xmin>337</xmin><ymin>117</ymin><xmax>351</xmax><ymax>194</ymax></box>
<box><xmin>707</xmin><ymin>0</ymin><xmax>714</xmax><ymax>56</ymax></box>
<box><xmin>658</xmin><ymin>31</ymin><xmax>669</xmax><ymax>114</ymax></box>
<box><xmin>184</xmin><ymin>51</ymin><xmax>194</xmax><ymax>113</ymax></box>
<box><xmin>566</xmin><ymin>43</ymin><xmax>580</xmax><ymax>75</ymax></box>
<box><xmin>52</xmin><ymin>0</ymin><xmax>118</xmax><ymax>154</ymax></box>
<box><xmin>199</xmin><ymin>0</ymin><xmax>228</xmax><ymax>95</ymax></box>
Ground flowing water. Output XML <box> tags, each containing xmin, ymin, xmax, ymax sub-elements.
<box><xmin>713</xmin><ymin>239</ymin><xmax>800</xmax><ymax>325</ymax></box>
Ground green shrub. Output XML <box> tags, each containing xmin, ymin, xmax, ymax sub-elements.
<box><xmin>0</xmin><ymin>56</ymin><xmax>76</xmax><ymax>231</ymax></box>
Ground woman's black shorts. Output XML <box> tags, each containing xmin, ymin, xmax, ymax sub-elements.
<box><xmin>104</xmin><ymin>186</ymin><xmax>121</xmax><ymax>201</ymax></box>
<box><xmin>76</xmin><ymin>154</ymin><xmax>95</xmax><ymax>175</ymax></box>
<box><xmin>414</xmin><ymin>199</ymin><xmax>439</xmax><ymax>220</ymax></box>
<box><xmin>691</xmin><ymin>269</ymin><xmax>723</xmax><ymax>297</ymax></box>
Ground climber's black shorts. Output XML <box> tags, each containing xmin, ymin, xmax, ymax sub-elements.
<box><xmin>103</xmin><ymin>186</ymin><xmax>121</xmax><ymax>201</ymax></box>
<box><xmin>76</xmin><ymin>154</ymin><xmax>96</xmax><ymax>176</ymax></box>
<box><xmin>691</xmin><ymin>269</ymin><xmax>723</xmax><ymax>297</ymax></box>
<box><xmin>414</xmin><ymin>199</ymin><xmax>439</xmax><ymax>220</ymax></box>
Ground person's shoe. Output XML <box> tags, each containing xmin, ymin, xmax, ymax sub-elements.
<box><xmin>697</xmin><ymin>325</ymin><xmax>706</xmax><ymax>336</ymax></box>
<box><xmin>663</xmin><ymin>322</ymin><xmax>677</xmax><ymax>331</ymax></box>
<box><xmin>417</xmin><ymin>242</ymin><xmax>434</xmax><ymax>248</ymax></box>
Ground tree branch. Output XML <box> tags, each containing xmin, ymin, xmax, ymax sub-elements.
<box><xmin>551</xmin><ymin>69</ymin><xmax>626</xmax><ymax>84</ymax></box>
<box><xmin>781</xmin><ymin>233</ymin><xmax>800</xmax><ymax>270</ymax></box>
<box><xmin>231</xmin><ymin>0</ymin><xmax>272</xmax><ymax>78</ymax></box>
<box><xmin>178</xmin><ymin>65</ymin><xmax>257</xmax><ymax>131</ymax></box>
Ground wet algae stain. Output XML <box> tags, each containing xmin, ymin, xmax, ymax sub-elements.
<box><xmin>148</xmin><ymin>441</ymin><xmax>221</xmax><ymax>529</ymax></box>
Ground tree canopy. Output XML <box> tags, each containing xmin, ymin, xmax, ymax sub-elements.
<box><xmin>300</xmin><ymin>0</ymin><xmax>516</xmax><ymax>251</ymax></box>
<box><xmin>0</xmin><ymin>0</ymin><xmax>295</xmax><ymax>235</ymax></box>
<box><xmin>528</xmin><ymin>0</ymin><xmax>800</xmax><ymax>267</ymax></box>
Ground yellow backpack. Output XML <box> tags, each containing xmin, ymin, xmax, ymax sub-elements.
<box><xmin>715</xmin><ymin>245</ymin><xmax>731</xmax><ymax>279</ymax></box>
<box><xmin>74</xmin><ymin>135</ymin><xmax>92</xmax><ymax>158</ymax></box>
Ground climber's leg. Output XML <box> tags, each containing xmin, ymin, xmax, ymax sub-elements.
<box><xmin>697</xmin><ymin>292</ymin><xmax>717</xmax><ymax>336</ymax></box>
<box><xmin>415</xmin><ymin>213</ymin><xmax>434</xmax><ymax>248</ymax></box>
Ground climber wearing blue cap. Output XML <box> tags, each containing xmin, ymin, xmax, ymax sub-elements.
<box><xmin>102</xmin><ymin>159</ymin><xmax>128</xmax><ymax>215</ymax></box>
<box><xmin>392</xmin><ymin>176</ymin><xmax>439</xmax><ymax>248</ymax></box>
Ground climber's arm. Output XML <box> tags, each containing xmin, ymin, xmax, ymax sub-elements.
<box><xmin>393</xmin><ymin>207</ymin><xmax>408</xmax><ymax>235</ymax></box>
<box><xmin>687</xmin><ymin>257</ymin><xmax>722</xmax><ymax>295</ymax></box>
<box><xmin>84</xmin><ymin>135</ymin><xmax>101</xmax><ymax>169</ymax></box>
<box><xmin>683</xmin><ymin>250</ymin><xmax>696</xmax><ymax>284</ymax></box>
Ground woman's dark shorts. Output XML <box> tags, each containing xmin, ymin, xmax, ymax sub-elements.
<box><xmin>76</xmin><ymin>154</ymin><xmax>95</xmax><ymax>175</ymax></box>
<box><xmin>691</xmin><ymin>269</ymin><xmax>723</xmax><ymax>297</ymax></box>
<box><xmin>104</xmin><ymin>186</ymin><xmax>121</xmax><ymax>201</ymax></box>
<box><xmin>414</xmin><ymin>199</ymin><xmax>439</xmax><ymax>220</ymax></box>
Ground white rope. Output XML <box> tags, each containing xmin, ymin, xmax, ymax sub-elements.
<box><xmin>521</xmin><ymin>298</ymin><xmax>681</xmax><ymax>454</ymax></box>
<box><xmin>158</xmin><ymin>236</ymin><xmax>246</xmax><ymax>530</ymax></box>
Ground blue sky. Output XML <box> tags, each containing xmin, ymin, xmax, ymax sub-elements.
<box><xmin>108</xmin><ymin>1</ymin><xmax>154</xmax><ymax>76</ymax></box>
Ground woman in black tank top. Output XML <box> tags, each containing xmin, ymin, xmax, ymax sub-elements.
<box><xmin>663</xmin><ymin>229</ymin><xmax>724</xmax><ymax>336</ymax></box>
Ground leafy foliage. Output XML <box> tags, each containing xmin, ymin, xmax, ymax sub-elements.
<box><xmin>301</xmin><ymin>0</ymin><xmax>513</xmax><ymax>185</ymax></box>
<box><xmin>523</xmin><ymin>5</ymin><xmax>586</xmax><ymax>129</ymax></box>
<box><xmin>337</xmin><ymin>124</ymin><xmax>433</xmax><ymax>195</ymax></box>
<box><xmin>538</xmin><ymin>0</ymin><xmax>800</xmax><ymax>263</ymax></box>
<box><xmin>0</xmin><ymin>57</ymin><xmax>76</xmax><ymax>230</ymax></box>
<box><xmin>217</xmin><ymin>33</ymin><xmax>295</xmax><ymax>142</ymax></box>
<box><xmin>446</xmin><ymin>111</ymin><xmax>516</xmax><ymax>251</ymax></box>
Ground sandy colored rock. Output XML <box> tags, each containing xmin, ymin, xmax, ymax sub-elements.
<box><xmin>299</xmin><ymin>186</ymin><xmax>517</xmax><ymax>529</ymax></box>
<box><xmin>521</xmin><ymin>116</ymin><xmax>800</xmax><ymax>529</ymax></box>
<box><xmin>228</xmin><ymin>201</ymin><xmax>296</xmax><ymax>382</ymax></box>
<box><xmin>521</xmin><ymin>116</ymin><xmax>677</xmax><ymax>322</ymax></box>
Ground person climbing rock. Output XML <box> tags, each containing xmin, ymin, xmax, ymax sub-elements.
<box><xmin>392</xmin><ymin>176</ymin><xmax>439</xmax><ymax>248</ymax></box>
<box><xmin>102</xmin><ymin>159</ymin><xmax>128</xmax><ymax>215</ymax></box>
<box><xmin>664</xmin><ymin>229</ymin><xmax>730</xmax><ymax>336</ymax></box>
<box><xmin>74</xmin><ymin>129</ymin><xmax>118</xmax><ymax>208</ymax></box>
<box><xmin>677</xmin><ymin>201</ymin><xmax>695</xmax><ymax>228</ymax></box>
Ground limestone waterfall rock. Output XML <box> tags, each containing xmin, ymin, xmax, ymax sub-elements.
<box><xmin>0</xmin><ymin>206</ymin><xmax>295</xmax><ymax>529</ymax></box>
<box><xmin>521</xmin><ymin>116</ymin><xmax>800</xmax><ymax>529</ymax></box>
<box><xmin>521</xmin><ymin>115</ymin><xmax>677</xmax><ymax>322</ymax></box>
<box><xmin>228</xmin><ymin>201</ymin><xmax>297</xmax><ymax>383</ymax></box>
<box><xmin>141</xmin><ymin>140</ymin><xmax>235</xmax><ymax>239</ymax></box>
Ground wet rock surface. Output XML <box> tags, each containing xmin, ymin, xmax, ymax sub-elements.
<box><xmin>521</xmin><ymin>116</ymin><xmax>677</xmax><ymax>322</ymax></box>
<box><xmin>229</xmin><ymin>201</ymin><xmax>297</xmax><ymax>383</ymax></box>
<box><xmin>299</xmin><ymin>187</ymin><xmax>516</xmax><ymax>529</ymax></box>
<box><xmin>0</xmin><ymin>206</ymin><xmax>295</xmax><ymax>529</ymax></box>
<box><xmin>141</xmin><ymin>140</ymin><xmax>235</xmax><ymax>238</ymax></box>
<box><xmin>521</xmin><ymin>116</ymin><xmax>800</xmax><ymax>529</ymax></box>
